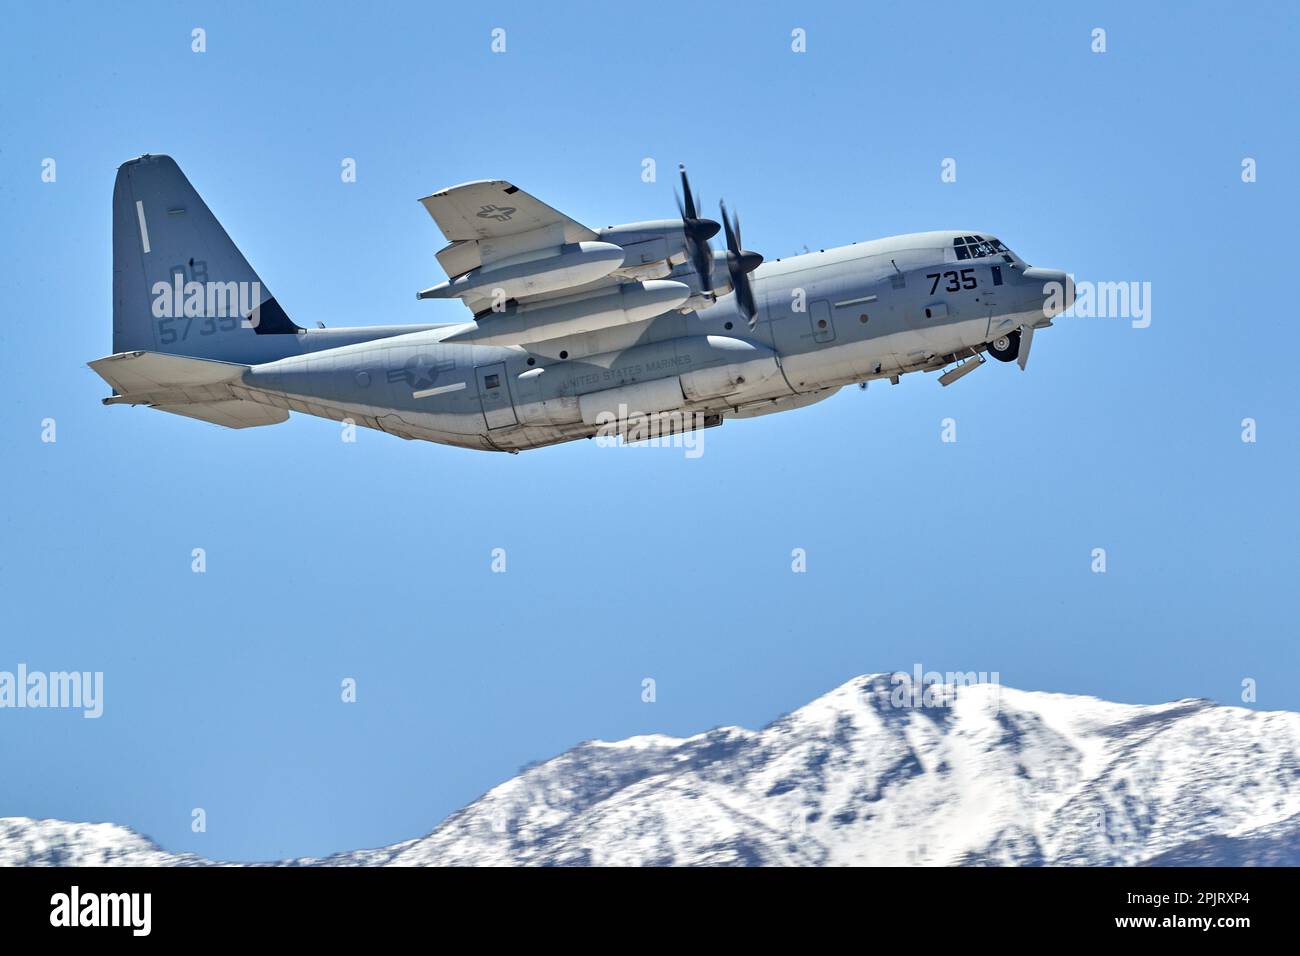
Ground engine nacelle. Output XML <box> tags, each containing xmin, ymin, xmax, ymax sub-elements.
<box><xmin>599</xmin><ymin>221</ymin><xmax>692</xmax><ymax>278</ymax></box>
<box><xmin>664</xmin><ymin>249</ymin><xmax>736</xmax><ymax>302</ymax></box>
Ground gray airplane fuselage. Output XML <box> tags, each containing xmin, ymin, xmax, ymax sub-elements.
<box><xmin>235</xmin><ymin>230</ymin><xmax>1066</xmax><ymax>452</ymax></box>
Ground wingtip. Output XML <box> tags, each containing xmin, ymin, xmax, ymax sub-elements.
<box><xmin>418</xmin><ymin>179</ymin><xmax>511</xmax><ymax>204</ymax></box>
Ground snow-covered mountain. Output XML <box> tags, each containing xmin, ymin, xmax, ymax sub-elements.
<box><xmin>5</xmin><ymin>674</ymin><xmax>1299</xmax><ymax>866</ymax></box>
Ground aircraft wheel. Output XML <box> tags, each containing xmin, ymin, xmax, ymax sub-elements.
<box><xmin>987</xmin><ymin>330</ymin><xmax>1021</xmax><ymax>363</ymax></box>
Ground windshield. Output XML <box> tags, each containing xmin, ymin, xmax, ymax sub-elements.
<box><xmin>953</xmin><ymin>234</ymin><xmax>1012</xmax><ymax>261</ymax></box>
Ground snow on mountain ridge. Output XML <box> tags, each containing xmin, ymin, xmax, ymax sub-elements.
<box><xmin>3</xmin><ymin>674</ymin><xmax>1298</xmax><ymax>866</ymax></box>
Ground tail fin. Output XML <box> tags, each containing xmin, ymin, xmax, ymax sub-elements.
<box><xmin>112</xmin><ymin>154</ymin><xmax>302</xmax><ymax>362</ymax></box>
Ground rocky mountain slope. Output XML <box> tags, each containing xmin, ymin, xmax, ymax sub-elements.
<box><xmin>4</xmin><ymin>675</ymin><xmax>1298</xmax><ymax>866</ymax></box>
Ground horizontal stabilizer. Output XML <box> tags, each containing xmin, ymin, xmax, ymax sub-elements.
<box><xmin>88</xmin><ymin>350</ymin><xmax>285</xmax><ymax>429</ymax></box>
<box><xmin>151</xmin><ymin>400</ymin><xmax>288</xmax><ymax>429</ymax></box>
<box><xmin>89</xmin><ymin>350</ymin><xmax>247</xmax><ymax>393</ymax></box>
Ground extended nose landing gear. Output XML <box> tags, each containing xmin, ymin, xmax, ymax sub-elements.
<box><xmin>987</xmin><ymin>330</ymin><xmax>1021</xmax><ymax>363</ymax></box>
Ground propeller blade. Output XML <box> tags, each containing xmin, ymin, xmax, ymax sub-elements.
<box><xmin>676</xmin><ymin>165</ymin><xmax>718</xmax><ymax>293</ymax></box>
<box><xmin>679</xmin><ymin>164</ymin><xmax>698</xmax><ymax>222</ymax></box>
<box><xmin>1018</xmin><ymin>323</ymin><xmax>1035</xmax><ymax>370</ymax></box>
<box><xmin>732</xmin><ymin>208</ymin><xmax>744</xmax><ymax>250</ymax></box>
<box><xmin>691</xmin><ymin>239</ymin><xmax>714</xmax><ymax>293</ymax></box>
<box><xmin>676</xmin><ymin>166</ymin><xmax>719</xmax><ymax>241</ymax></box>
<box><xmin>719</xmin><ymin>199</ymin><xmax>762</xmax><ymax>328</ymax></box>
<box><xmin>736</xmin><ymin>274</ymin><xmax>758</xmax><ymax>329</ymax></box>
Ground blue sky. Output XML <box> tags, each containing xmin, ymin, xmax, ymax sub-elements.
<box><xmin>1</xmin><ymin>1</ymin><xmax>1296</xmax><ymax>861</ymax></box>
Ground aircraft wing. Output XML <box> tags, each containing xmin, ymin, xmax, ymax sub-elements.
<box><xmin>419</xmin><ymin>180</ymin><xmax>597</xmax><ymax>243</ymax></box>
<box><xmin>416</xmin><ymin>177</ymin><xmax>708</xmax><ymax>347</ymax></box>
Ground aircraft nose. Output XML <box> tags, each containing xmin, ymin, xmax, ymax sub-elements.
<box><xmin>1021</xmin><ymin>266</ymin><xmax>1074</xmax><ymax>316</ymax></box>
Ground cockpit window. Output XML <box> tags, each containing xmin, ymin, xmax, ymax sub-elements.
<box><xmin>953</xmin><ymin>235</ymin><xmax>1010</xmax><ymax>260</ymax></box>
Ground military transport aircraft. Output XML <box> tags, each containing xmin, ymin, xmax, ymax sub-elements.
<box><xmin>91</xmin><ymin>155</ymin><xmax>1073</xmax><ymax>452</ymax></box>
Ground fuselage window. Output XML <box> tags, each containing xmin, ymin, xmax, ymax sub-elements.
<box><xmin>991</xmin><ymin>265</ymin><xmax>1003</xmax><ymax>286</ymax></box>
